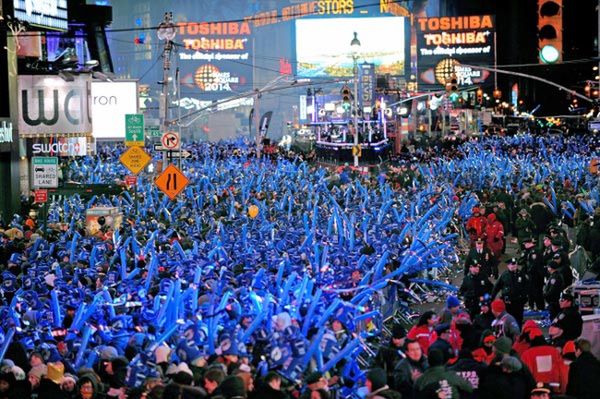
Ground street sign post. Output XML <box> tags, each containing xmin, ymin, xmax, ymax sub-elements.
<box><xmin>119</xmin><ymin>146</ymin><xmax>151</xmax><ymax>175</ymax></box>
<box><xmin>155</xmin><ymin>164</ymin><xmax>189</xmax><ymax>200</ymax></box>
<box><xmin>125</xmin><ymin>114</ymin><xmax>145</xmax><ymax>147</ymax></box>
<box><xmin>32</xmin><ymin>157</ymin><xmax>59</xmax><ymax>188</ymax></box>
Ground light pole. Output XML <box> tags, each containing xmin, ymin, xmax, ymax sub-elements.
<box><xmin>351</xmin><ymin>32</ymin><xmax>361</xmax><ymax>167</ymax></box>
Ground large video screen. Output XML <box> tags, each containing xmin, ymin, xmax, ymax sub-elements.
<box><xmin>295</xmin><ymin>17</ymin><xmax>405</xmax><ymax>78</ymax></box>
<box><xmin>415</xmin><ymin>15</ymin><xmax>495</xmax><ymax>88</ymax></box>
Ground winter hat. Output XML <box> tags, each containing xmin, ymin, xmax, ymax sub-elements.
<box><xmin>100</xmin><ymin>346</ymin><xmax>118</xmax><ymax>360</ymax></box>
<box><xmin>63</xmin><ymin>373</ymin><xmax>78</xmax><ymax>385</ymax></box>
<box><xmin>47</xmin><ymin>362</ymin><xmax>64</xmax><ymax>384</ymax></box>
<box><xmin>391</xmin><ymin>324</ymin><xmax>407</xmax><ymax>339</ymax></box>
<box><xmin>522</xmin><ymin>320</ymin><xmax>537</xmax><ymax>333</ymax></box>
<box><xmin>176</xmin><ymin>362</ymin><xmax>193</xmax><ymax>378</ymax></box>
<box><xmin>501</xmin><ymin>356</ymin><xmax>522</xmax><ymax>372</ymax></box>
<box><xmin>11</xmin><ymin>366</ymin><xmax>25</xmax><ymax>381</ymax></box>
<box><xmin>428</xmin><ymin>349</ymin><xmax>445</xmax><ymax>367</ymax></box>
<box><xmin>0</xmin><ymin>360</ymin><xmax>14</xmax><ymax>374</ymax></box>
<box><xmin>219</xmin><ymin>375</ymin><xmax>246</xmax><ymax>398</ymax></box>
<box><xmin>491</xmin><ymin>299</ymin><xmax>506</xmax><ymax>313</ymax></box>
<box><xmin>562</xmin><ymin>341</ymin><xmax>576</xmax><ymax>360</ymax></box>
<box><xmin>366</xmin><ymin>368</ymin><xmax>387</xmax><ymax>391</ymax></box>
<box><xmin>446</xmin><ymin>296</ymin><xmax>460</xmax><ymax>309</ymax></box>
<box><xmin>493</xmin><ymin>337</ymin><xmax>513</xmax><ymax>355</ymax></box>
<box><xmin>28</xmin><ymin>364</ymin><xmax>47</xmax><ymax>380</ymax></box>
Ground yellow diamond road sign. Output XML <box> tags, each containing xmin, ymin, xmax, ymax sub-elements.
<box><xmin>120</xmin><ymin>146</ymin><xmax>151</xmax><ymax>175</ymax></box>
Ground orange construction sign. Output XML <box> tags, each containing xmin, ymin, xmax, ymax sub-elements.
<box><xmin>155</xmin><ymin>164</ymin><xmax>189</xmax><ymax>200</ymax></box>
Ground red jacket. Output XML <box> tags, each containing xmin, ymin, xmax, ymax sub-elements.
<box><xmin>466</xmin><ymin>215</ymin><xmax>487</xmax><ymax>240</ymax></box>
<box><xmin>407</xmin><ymin>325</ymin><xmax>437</xmax><ymax>354</ymax></box>
<box><xmin>485</xmin><ymin>214</ymin><xmax>504</xmax><ymax>257</ymax></box>
<box><xmin>521</xmin><ymin>345</ymin><xmax>565</xmax><ymax>389</ymax></box>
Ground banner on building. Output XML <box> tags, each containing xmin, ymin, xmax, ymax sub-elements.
<box><xmin>359</xmin><ymin>62</ymin><xmax>376</xmax><ymax>110</ymax></box>
<box><xmin>91</xmin><ymin>81</ymin><xmax>138</xmax><ymax>139</ymax></box>
<box><xmin>18</xmin><ymin>74</ymin><xmax>92</xmax><ymax>136</ymax></box>
<box><xmin>415</xmin><ymin>15</ymin><xmax>495</xmax><ymax>88</ymax></box>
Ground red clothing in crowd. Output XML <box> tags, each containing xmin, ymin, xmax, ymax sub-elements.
<box><xmin>521</xmin><ymin>344</ymin><xmax>566</xmax><ymax>392</ymax></box>
<box><xmin>466</xmin><ymin>208</ymin><xmax>487</xmax><ymax>242</ymax></box>
<box><xmin>407</xmin><ymin>325</ymin><xmax>437</xmax><ymax>354</ymax></box>
<box><xmin>484</xmin><ymin>213</ymin><xmax>504</xmax><ymax>257</ymax></box>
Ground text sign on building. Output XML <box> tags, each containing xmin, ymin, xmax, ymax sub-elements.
<box><xmin>32</xmin><ymin>157</ymin><xmax>59</xmax><ymax>188</ymax></box>
<box><xmin>0</xmin><ymin>120</ymin><xmax>13</xmax><ymax>143</ymax></box>
<box><xmin>415</xmin><ymin>15</ymin><xmax>495</xmax><ymax>87</ymax></box>
<box><xmin>177</xmin><ymin>20</ymin><xmax>253</xmax><ymax>99</ymax></box>
<box><xmin>18</xmin><ymin>75</ymin><xmax>92</xmax><ymax>136</ymax></box>
<box><xmin>359</xmin><ymin>62</ymin><xmax>375</xmax><ymax>110</ymax></box>
<box><xmin>13</xmin><ymin>0</ymin><xmax>68</xmax><ymax>31</ymax></box>
<box><xmin>91</xmin><ymin>81</ymin><xmax>138</xmax><ymax>139</ymax></box>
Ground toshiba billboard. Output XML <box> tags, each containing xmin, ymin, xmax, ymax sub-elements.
<box><xmin>416</xmin><ymin>15</ymin><xmax>495</xmax><ymax>88</ymax></box>
<box><xmin>91</xmin><ymin>81</ymin><xmax>138</xmax><ymax>139</ymax></box>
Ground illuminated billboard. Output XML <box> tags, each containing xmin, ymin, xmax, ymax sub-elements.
<box><xmin>90</xmin><ymin>81</ymin><xmax>138</xmax><ymax>140</ymax></box>
<box><xmin>295</xmin><ymin>17</ymin><xmax>405</xmax><ymax>77</ymax></box>
<box><xmin>177</xmin><ymin>21</ymin><xmax>254</xmax><ymax>99</ymax></box>
<box><xmin>416</xmin><ymin>15</ymin><xmax>495</xmax><ymax>87</ymax></box>
<box><xmin>12</xmin><ymin>0</ymin><xmax>69</xmax><ymax>31</ymax></box>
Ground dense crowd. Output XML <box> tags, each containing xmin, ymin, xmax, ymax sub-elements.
<box><xmin>1</xmin><ymin>133</ymin><xmax>599</xmax><ymax>399</ymax></box>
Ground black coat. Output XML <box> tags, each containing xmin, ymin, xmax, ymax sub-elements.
<box><xmin>252</xmin><ymin>385</ymin><xmax>288</xmax><ymax>399</ymax></box>
<box><xmin>567</xmin><ymin>352</ymin><xmax>600</xmax><ymax>399</ymax></box>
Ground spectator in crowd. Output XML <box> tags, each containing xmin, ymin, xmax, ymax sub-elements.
<box><xmin>414</xmin><ymin>349</ymin><xmax>472</xmax><ymax>399</ymax></box>
<box><xmin>364</xmin><ymin>368</ymin><xmax>401</xmax><ymax>399</ymax></box>
<box><xmin>393</xmin><ymin>339</ymin><xmax>428</xmax><ymax>399</ymax></box>
<box><xmin>566</xmin><ymin>338</ymin><xmax>600</xmax><ymax>399</ymax></box>
<box><xmin>407</xmin><ymin>312</ymin><xmax>438</xmax><ymax>354</ymax></box>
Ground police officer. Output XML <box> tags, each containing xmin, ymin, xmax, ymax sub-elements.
<box><xmin>459</xmin><ymin>263</ymin><xmax>493</xmax><ymax>319</ymax></box>
<box><xmin>492</xmin><ymin>258</ymin><xmax>529</xmax><ymax>328</ymax></box>
<box><xmin>543</xmin><ymin>260</ymin><xmax>564</xmax><ymax>320</ymax></box>
<box><xmin>464</xmin><ymin>238</ymin><xmax>495</xmax><ymax>279</ymax></box>
<box><xmin>520</xmin><ymin>237</ymin><xmax>545</xmax><ymax>311</ymax></box>
<box><xmin>549</xmin><ymin>292</ymin><xmax>582</xmax><ymax>347</ymax></box>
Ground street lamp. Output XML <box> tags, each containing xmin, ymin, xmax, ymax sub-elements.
<box><xmin>350</xmin><ymin>32</ymin><xmax>361</xmax><ymax>167</ymax></box>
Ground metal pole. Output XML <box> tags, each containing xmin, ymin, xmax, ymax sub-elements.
<box><xmin>176</xmin><ymin>66</ymin><xmax>182</xmax><ymax>169</ymax></box>
<box><xmin>494</xmin><ymin>32</ymin><xmax>498</xmax><ymax>90</ymax></box>
<box><xmin>353</xmin><ymin>57</ymin><xmax>359</xmax><ymax>167</ymax></box>
<box><xmin>255</xmin><ymin>90</ymin><xmax>261</xmax><ymax>160</ymax></box>
<box><xmin>160</xmin><ymin>12</ymin><xmax>173</xmax><ymax>167</ymax></box>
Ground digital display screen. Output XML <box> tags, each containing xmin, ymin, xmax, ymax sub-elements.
<box><xmin>295</xmin><ymin>17</ymin><xmax>405</xmax><ymax>77</ymax></box>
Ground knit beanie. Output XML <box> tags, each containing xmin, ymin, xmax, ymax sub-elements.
<box><xmin>494</xmin><ymin>336</ymin><xmax>513</xmax><ymax>355</ymax></box>
<box><xmin>491</xmin><ymin>299</ymin><xmax>506</xmax><ymax>313</ymax></box>
<box><xmin>446</xmin><ymin>296</ymin><xmax>461</xmax><ymax>309</ymax></box>
<box><xmin>366</xmin><ymin>368</ymin><xmax>387</xmax><ymax>391</ymax></box>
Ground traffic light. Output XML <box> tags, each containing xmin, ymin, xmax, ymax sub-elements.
<box><xmin>476</xmin><ymin>88</ymin><xmax>483</xmax><ymax>104</ymax></box>
<box><xmin>538</xmin><ymin>0</ymin><xmax>562</xmax><ymax>64</ymax></box>
<box><xmin>445</xmin><ymin>74</ymin><xmax>458</xmax><ymax>94</ymax></box>
<box><xmin>341</xmin><ymin>86</ymin><xmax>351</xmax><ymax>104</ymax></box>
